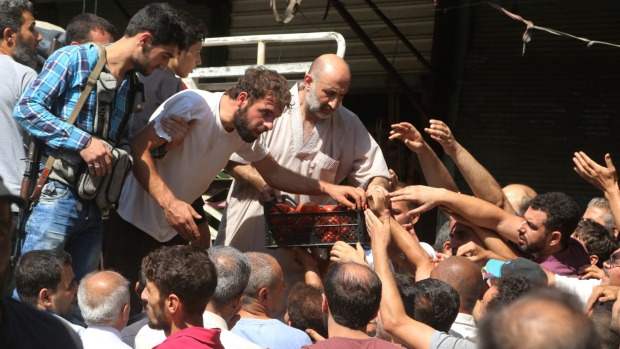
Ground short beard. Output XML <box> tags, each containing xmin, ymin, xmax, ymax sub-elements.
<box><xmin>147</xmin><ymin>299</ymin><xmax>170</xmax><ymax>333</ymax></box>
<box><xmin>306</xmin><ymin>85</ymin><xmax>332</xmax><ymax>119</ymax></box>
<box><xmin>233</xmin><ymin>105</ymin><xmax>259</xmax><ymax>143</ymax></box>
<box><xmin>13</xmin><ymin>33</ymin><xmax>37</xmax><ymax>69</ymax></box>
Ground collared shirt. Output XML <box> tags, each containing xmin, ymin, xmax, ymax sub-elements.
<box><xmin>449</xmin><ymin>313</ymin><xmax>477</xmax><ymax>343</ymax></box>
<box><xmin>14</xmin><ymin>43</ymin><xmax>134</xmax><ymax>153</ymax></box>
<box><xmin>81</xmin><ymin>326</ymin><xmax>132</xmax><ymax>349</ymax></box>
<box><xmin>51</xmin><ymin>312</ymin><xmax>86</xmax><ymax>336</ymax></box>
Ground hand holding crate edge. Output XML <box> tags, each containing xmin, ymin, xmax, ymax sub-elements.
<box><xmin>264</xmin><ymin>195</ymin><xmax>366</xmax><ymax>248</ymax></box>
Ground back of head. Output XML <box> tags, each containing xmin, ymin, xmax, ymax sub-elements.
<box><xmin>434</xmin><ymin>220</ymin><xmax>451</xmax><ymax>253</ymax></box>
<box><xmin>502</xmin><ymin>183</ymin><xmax>537</xmax><ymax>216</ymax></box>
<box><xmin>65</xmin><ymin>13</ymin><xmax>116</xmax><ymax>44</ymax></box>
<box><xmin>574</xmin><ymin>219</ymin><xmax>619</xmax><ymax>268</ymax></box>
<box><xmin>142</xmin><ymin>245</ymin><xmax>217</xmax><ymax>316</ymax></box>
<box><xmin>486</xmin><ymin>275</ymin><xmax>535</xmax><ymax>312</ymax></box>
<box><xmin>591</xmin><ymin>301</ymin><xmax>620</xmax><ymax>349</ymax></box>
<box><xmin>395</xmin><ymin>273</ymin><xmax>417</xmax><ymax>318</ymax></box>
<box><xmin>77</xmin><ymin>271</ymin><xmax>129</xmax><ymax>327</ymax></box>
<box><xmin>15</xmin><ymin>249</ymin><xmax>71</xmax><ymax>306</ymax></box>
<box><xmin>124</xmin><ymin>3</ymin><xmax>187</xmax><ymax>50</ymax></box>
<box><xmin>286</xmin><ymin>282</ymin><xmax>327</xmax><ymax>338</ymax></box>
<box><xmin>430</xmin><ymin>256</ymin><xmax>482</xmax><ymax>314</ymax></box>
<box><xmin>0</xmin><ymin>0</ymin><xmax>32</xmax><ymax>35</ymax></box>
<box><xmin>479</xmin><ymin>287</ymin><xmax>600</xmax><ymax>349</ymax></box>
<box><xmin>207</xmin><ymin>246</ymin><xmax>251</xmax><ymax>309</ymax></box>
<box><xmin>412</xmin><ymin>278</ymin><xmax>460</xmax><ymax>332</ymax></box>
<box><xmin>177</xmin><ymin>9</ymin><xmax>206</xmax><ymax>48</ymax></box>
<box><xmin>243</xmin><ymin>252</ymin><xmax>280</xmax><ymax>302</ymax></box>
<box><xmin>226</xmin><ymin>66</ymin><xmax>292</xmax><ymax>113</ymax></box>
<box><xmin>323</xmin><ymin>261</ymin><xmax>382</xmax><ymax>330</ymax></box>
<box><xmin>529</xmin><ymin>192</ymin><xmax>580</xmax><ymax>244</ymax></box>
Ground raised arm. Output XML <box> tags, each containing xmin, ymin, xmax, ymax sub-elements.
<box><xmin>252</xmin><ymin>154</ymin><xmax>366</xmax><ymax>209</ymax></box>
<box><xmin>573</xmin><ymin>152</ymin><xmax>620</xmax><ymax>234</ymax></box>
<box><xmin>389</xmin><ymin>122</ymin><xmax>458</xmax><ymax>192</ymax></box>
<box><xmin>388</xmin><ymin>185</ymin><xmax>523</xmax><ymax>243</ymax></box>
<box><xmin>426</xmin><ymin>119</ymin><xmax>515</xmax><ymax>213</ymax></box>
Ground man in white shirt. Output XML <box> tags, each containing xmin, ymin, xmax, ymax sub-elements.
<box><xmin>78</xmin><ymin>270</ymin><xmax>132</xmax><ymax>349</ymax></box>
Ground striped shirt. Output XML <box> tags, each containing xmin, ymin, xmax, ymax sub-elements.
<box><xmin>14</xmin><ymin>43</ymin><xmax>134</xmax><ymax>153</ymax></box>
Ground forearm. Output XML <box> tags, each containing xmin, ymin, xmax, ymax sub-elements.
<box><xmin>472</xmin><ymin>227</ymin><xmax>518</xmax><ymax>260</ymax></box>
<box><xmin>389</xmin><ymin>219</ymin><xmax>434</xmax><ymax>280</ymax></box>
<box><xmin>416</xmin><ymin>143</ymin><xmax>458</xmax><ymax>192</ymax></box>
<box><xmin>605</xmin><ymin>189</ymin><xmax>620</xmax><ymax>232</ymax></box>
<box><xmin>449</xmin><ymin>142</ymin><xmax>513</xmax><ymax>212</ymax></box>
<box><xmin>131</xmin><ymin>131</ymin><xmax>175</xmax><ymax>209</ymax></box>
<box><xmin>367</xmin><ymin>176</ymin><xmax>390</xmax><ymax>191</ymax></box>
<box><xmin>435</xmin><ymin>189</ymin><xmax>521</xmax><ymax>243</ymax></box>
<box><xmin>225</xmin><ymin>161</ymin><xmax>267</xmax><ymax>192</ymax></box>
<box><xmin>254</xmin><ymin>156</ymin><xmax>325</xmax><ymax>195</ymax></box>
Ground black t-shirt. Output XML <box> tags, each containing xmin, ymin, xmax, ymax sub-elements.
<box><xmin>0</xmin><ymin>297</ymin><xmax>83</xmax><ymax>349</ymax></box>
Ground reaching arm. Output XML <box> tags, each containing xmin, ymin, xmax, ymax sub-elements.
<box><xmin>573</xmin><ymin>152</ymin><xmax>620</xmax><ymax>234</ymax></box>
<box><xmin>252</xmin><ymin>154</ymin><xmax>366</xmax><ymax>209</ymax></box>
<box><xmin>389</xmin><ymin>122</ymin><xmax>458</xmax><ymax>192</ymax></box>
<box><xmin>426</xmin><ymin>119</ymin><xmax>515</xmax><ymax>213</ymax></box>
<box><xmin>225</xmin><ymin>160</ymin><xmax>276</xmax><ymax>201</ymax></box>
<box><xmin>388</xmin><ymin>185</ymin><xmax>524</xmax><ymax>243</ymax></box>
<box><xmin>130</xmin><ymin>122</ymin><xmax>207</xmax><ymax>247</ymax></box>
<box><xmin>367</xmin><ymin>209</ymin><xmax>437</xmax><ymax>349</ymax></box>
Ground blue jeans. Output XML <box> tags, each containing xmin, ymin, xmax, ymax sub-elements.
<box><xmin>20</xmin><ymin>180</ymin><xmax>102</xmax><ymax>282</ymax></box>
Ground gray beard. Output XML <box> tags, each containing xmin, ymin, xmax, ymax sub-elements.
<box><xmin>13</xmin><ymin>37</ymin><xmax>37</xmax><ymax>69</ymax></box>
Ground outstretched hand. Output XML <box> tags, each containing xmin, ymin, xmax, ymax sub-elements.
<box><xmin>425</xmin><ymin>119</ymin><xmax>458</xmax><ymax>156</ymax></box>
<box><xmin>365</xmin><ymin>209</ymin><xmax>392</xmax><ymax>251</ymax></box>
<box><xmin>389</xmin><ymin>122</ymin><xmax>426</xmax><ymax>153</ymax></box>
<box><xmin>573</xmin><ymin>152</ymin><xmax>618</xmax><ymax>193</ymax></box>
<box><xmin>325</xmin><ymin>184</ymin><xmax>366</xmax><ymax>210</ymax></box>
<box><xmin>388</xmin><ymin>185</ymin><xmax>442</xmax><ymax>216</ymax></box>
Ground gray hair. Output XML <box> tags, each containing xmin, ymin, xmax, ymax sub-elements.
<box><xmin>242</xmin><ymin>252</ymin><xmax>280</xmax><ymax>304</ymax></box>
<box><xmin>434</xmin><ymin>220</ymin><xmax>451</xmax><ymax>252</ymax></box>
<box><xmin>588</xmin><ymin>197</ymin><xmax>615</xmax><ymax>230</ymax></box>
<box><xmin>0</xmin><ymin>0</ymin><xmax>33</xmax><ymax>34</ymax></box>
<box><xmin>207</xmin><ymin>246</ymin><xmax>251</xmax><ymax>309</ymax></box>
<box><xmin>78</xmin><ymin>271</ymin><xmax>130</xmax><ymax>327</ymax></box>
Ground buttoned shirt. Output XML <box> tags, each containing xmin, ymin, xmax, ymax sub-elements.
<box><xmin>81</xmin><ymin>326</ymin><xmax>132</xmax><ymax>349</ymax></box>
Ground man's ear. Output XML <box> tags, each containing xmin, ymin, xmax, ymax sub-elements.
<box><xmin>236</xmin><ymin>91</ymin><xmax>248</xmax><ymax>109</ymax></box>
<box><xmin>590</xmin><ymin>255</ymin><xmax>599</xmax><ymax>266</ymax></box>
<box><xmin>321</xmin><ymin>293</ymin><xmax>328</xmax><ymax>314</ymax></box>
<box><xmin>548</xmin><ymin>231</ymin><xmax>562</xmax><ymax>247</ymax></box>
<box><xmin>410</xmin><ymin>212</ymin><xmax>420</xmax><ymax>225</ymax></box>
<box><xmin>303</xmin><ymin>73</ymin><xmax>313</xmax><ymax>90</ymax></box>
<box><xmin>442</xmin><ymin>240</ymin><xmax>452</xmax><ymax>255</ymax></box>
<box><xmin>2</xmin><ymin>28</ymin><xmax>15</xmax><ymax>44</ymax></box>
<box><xmin>258</xmin><ymin>287</ymin><xmax>269</xmax><ymax>305</ymax></box>
<box><xmin>166</xmin><ymin>294</ymin><xmax>180</xmax><ymax>315</ymax></box>
<box><xmin>38</xmin><ymin>288</ymin><xmax>53</xmax><ymax>307</ymax></box>
<box><xmin>137</xmin><ymin>32</ymin><xmax>152</xmax><ymax>48</ymax></box>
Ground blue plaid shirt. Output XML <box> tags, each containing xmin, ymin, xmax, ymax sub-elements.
<box><xmin>14</xmin><ymin>43</ymin><xmax>134</xmax><ymax>153</ymax></box>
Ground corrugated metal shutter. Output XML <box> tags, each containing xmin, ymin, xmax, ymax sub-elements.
<box><xmin>453</xmin><ymin>0</ymin><xmax>620</xmax><ymax>205</ymax></box>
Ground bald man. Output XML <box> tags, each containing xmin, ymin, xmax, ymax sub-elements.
<box><xmin>78</xmin><ymin>270</ymin><xmax>131</xmax><ymax>349</ymax></box>
<box><xmin>217</xmin><ymin>54</ymin><xmax>390</xmax><ymax>290</ymax></box>
<box><xmin>502</xmin><ymin>183</ymin><xmax>537</xmax><ymax>216</ymax></box>
<box><xmin>430</xmin><ymin>256</ymin><xmax>482</xmax><ymax>342</ymax></box>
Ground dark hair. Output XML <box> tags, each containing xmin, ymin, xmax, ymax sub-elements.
<box><xmin>574</xmin><ymin>219</ymin><xmax>619</xmax><ymax>268</ymax></box>
<box><xmin>591</xmin><ymin>301</ymin><xmax>620</xmax><ymax>349</ymax></box>
<box><xmin>0</xmin><ymin>0</ymin><xmax>32</xmax><ymax>35</ymax></box>
<box><xmin>529</xmin><ymin>192</ymin><xmax>580</xmax><ymax>245</ymax></box>
<box><xmin>324</xmin><ymin>262</ymin><xmax>382</xmax><ymax>330</ymax></box>
<box><xmin>177</xmin><ymin>10</ymin><xmax>206</xmax><ymax>49</ymax></box>
<box><xmin>225</xmin><ymin>66</ymin><xmax>292</xmax><ymax>113</ymax></box>
<box><xmin>411</xmin><ymin>278</ymin><xmax>460</xmax><ymax>333</ymax></box>
<box><xmin>479</xmin><ymin>288</ymin><xmax>600</xmax><ymax>349</ymax></box>
<box><xmin>142</xmin><ymin>245</ymin><xmax>217</xmax><ymax>316</ymax></box>
<box><xmin>207</xmin><ymin>246</ymin><xmax>251</xmax><ymax>310</ymax></box>
<box><xmin>65</xmin><ymin>13</ymin><xmax>117</xmax><ymax>44</ymax></box>
<box><xmin>286</xmin><ymin>282</ymin><xmax>327</xmax><ymax>339</ymax></box>
<box><xmin>487</xmin><ymin>275</ymin><xmax>534</xmax><ymax>312</ymax></box>
<box><xmin>14</xmin><ymin>249</ymin><xmax>72</xmax><ymax>305</ymax></box>
<box><xmin>124</xmin><ymin>3</ymin><xmax>187</xmax><ymax>51</ymax></box>
<box><xmin>395</xmin><ymin>273</ymin><xmax>417</xmax><ymax>318</ymax></box>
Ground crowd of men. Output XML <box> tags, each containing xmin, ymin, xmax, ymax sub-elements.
<box><xmin>1</xmin><ymin>0</ymin><xmax>620</xmax><ymax>348</ymax></box>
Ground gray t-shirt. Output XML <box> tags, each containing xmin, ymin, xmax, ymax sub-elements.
<box><xmin>0</xmin><ymin>55</ymin><xmax>37</xmax><ymax>211</ymax></box>
<box><xmin>431</xmin><ymin>331</ymin><xmax>477</xmax><ymax>349</ymax></box>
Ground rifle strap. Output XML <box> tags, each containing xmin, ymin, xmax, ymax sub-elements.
<box><xmin>30</xmin><ymin>45</ymin><xmax>107</xmax><ymax>201</ymax></box>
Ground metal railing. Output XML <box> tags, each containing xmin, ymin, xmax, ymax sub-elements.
<box><xmin>189</xmin><ymin>31</ymin><xmax>346</xmax><ymax>90</ymax></box>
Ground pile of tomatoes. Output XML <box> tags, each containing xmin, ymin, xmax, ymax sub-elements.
<box><xmin>267</xmin><ymin>202</ymin><xmax>351</xmax><ymax>244</ymax></box>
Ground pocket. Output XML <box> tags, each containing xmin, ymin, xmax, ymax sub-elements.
<box><xmin>39</xmin><ymin>181</ymin><xmax>70</xmax><ymax>202</ymax></box>
<box><xmin>310</xmin><ymin>151</ymin><xmax>340</xmax><ymax>183</ymax></box>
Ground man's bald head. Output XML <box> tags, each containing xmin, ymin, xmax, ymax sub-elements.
<box><xmin>430</xmin><ymin>256</ymin><xmax>482</xmax><ymax>314</ymax></box>
<box><xmin>503</xmin><ymin>183</ymin><xmax>537</xmax><ymax>216</ymax></box>
<box><xmin>78</xmin><ymin>270</ymin><xmax>130</xmax><ymax>328</ymax></box>
<box><xmin>307</xmin><ymin>54</ymin><xmax>351</xmax><ymax>84</ymax></box>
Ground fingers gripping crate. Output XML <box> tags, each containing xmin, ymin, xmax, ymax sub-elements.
<box><xmin>263</xmin><ymin>196</ymin><xmax>366</xmax><ymax>249</ymax></box>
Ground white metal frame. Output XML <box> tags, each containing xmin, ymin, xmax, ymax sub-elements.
<box><xmin>189</xmin><ymin>31</ymin><xmax>346</xmax><ymax>90</ymax></box>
